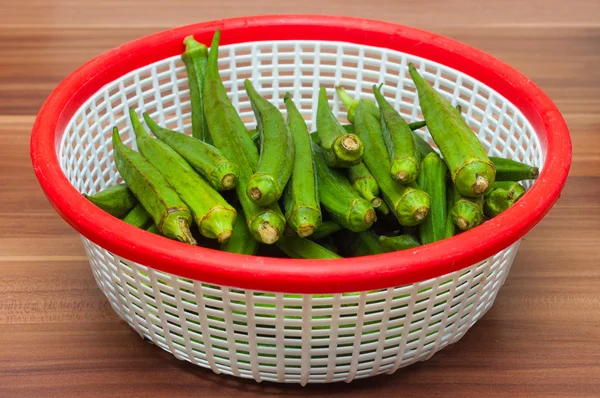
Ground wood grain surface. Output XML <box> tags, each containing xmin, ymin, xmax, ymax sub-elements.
<box><xmin>1</xmin><ymin>1</ymin><xmax>600</xmax><ymax>397</ymax></box>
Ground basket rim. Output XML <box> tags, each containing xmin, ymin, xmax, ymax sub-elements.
<box><xmin>30</xmin><ymin>14</ymin><xmax>571</xmax><ymax>293</ymax></box>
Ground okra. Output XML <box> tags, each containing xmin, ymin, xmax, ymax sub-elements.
<box><xmin>445</xmin><ymin>184</ymin><xmax>456</xmax><ymax>238</ymax></box>
<box><xmin>378</xmin><ymin>234</ymin><xmax>421</xmax><ymax>252</ymax></box>
<box><xmin>316</xmin><ymin>86</ymin><xmax>364</xmax><ymax>168</ymax></box>
<box><xmin>346</xmin><ymin>119</ymin><xmax>428</xmax><ymax>133</ymax></box>
<box><xmin>354</xmin><ymin>101</ymin><xmax>430</xmax><ymax>226</ymax></box>
<box><xmin>130</xmin><ymin>110</ymin><xmax>236</xmax><ymax>243</ymax></box>
<box><xmin>336</xmin><ymin>230</ymin><xmax>384</xmax><ymax>257</ymax></box>
<box><xmin>376</xmin><ymin>201</ymin><xmax>391</xmax><ymax>216</ymax></box>
<box><xmin>282</xmin><ymin>93</ymin><xmax>322</xmax><ymax>237</ymax></box>
<box><xmin>182</xmin><ymin>36</ymin><xmax>210</xmax><ymax>142</ymax></box>
<box><xmin>122</xmin><ymin>203</ymin><xmax>152</xmax><ymax>229</ymax></box>
<box><xmin>143</xmin><ymin>113</ymin><xmax>239</xmax><ymax>191</ymax></box>
<box><xmin>484</xmin><ymin>181</ymin><xmax>526</xmax><ymax>218</ymax></box>
<box><xmin>409</xmin><ymin>120</ymin><xmax>427</xmax><ymax>131</ymax></box>
<box><xmin>244</xmin><ymin>80</ymin><xmax>295</xmax><ymax>205</ymax></box>
<box><xmin>418</xmin><ymin>152</ymin><xmax>448</xmax><ymax>245</ymax></box>
<box><xmin>451</xmin><ymin>104</ymin><xmax>537</xmax><ymax>181</ymax></box>
<box><xmin>313</xmin><ymin>141</ymin><xmax>376</xmax><ymax>232</ymax></box>
<box><xmin>490</xmin><ymin>157</ymin><xmax>539</xmax><ymax>181</ymax></box>
<box><xmin>276</xmin><ymin>235</ymin><xmax>341</xmax><ymax>259</ymax></box>
<box><xmin>373</xmin><ymin>84</ymin><xmax>421</xmax><ymax>184</ymax></box>
<box><xmin>347</xmin><ymin>162</ymin><xmax>383</xmax><ymax>208</ymax></box>
<box><xmin>83</xmin><ymin>183</ymin><xmax>137</xmax><ymax>218</ymax></box>
<box><xmin>203</xmin><ymin>30</ymin><xmax>285</xmax><ymax>244</ymax></box>
<box><xmin>112</xmin><ymin>127</ymin><xmax>196</xmax><ymax>244</ymax></box>
<box><xmin>409</xmin><ymin>63</ymin><xmax>495</xmax><ymax>197</ymax></box>
<box><xmin>146</xmin><ymin>224</ymin><xmax>160</xmax><ymax>234</ymax></box>
<box><xmin>413</xmin><ymin>133</ymin><xmax>540</xmax><ymax>182</ymax></box>
<box><xmin>221</xmin><ymin>206</ymin><xmax>258</xmax><ymax>255</ymax></box>
<box><xmin>310</xmin><ymin>221</ymin><xmax>343</xmax><ymax>241</ymax></box>
<box><xmin>335</xmin><ymin>85</ymin><xmax>379</xmax><ymax>123</ymax></box>
<box><xmin>450</xmin><ymin>183</ymin><xmax>485</xmax><ymax>231</ymax></box>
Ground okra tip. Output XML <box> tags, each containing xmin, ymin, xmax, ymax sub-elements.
<box><xmin>473</xmin><ymin>174</ymin><xmax>490</xmax><ymax>195</ymax></box>
<box><xmin>347</xmin><ymin>199</ymin><xmax>376</xmax><ymax>232</ymax></box>
<box><xmin>183</xmin><ymin>35</ymin><xmax>208</xmax><ymax>54</ymax></box>
<box><xmin>371</xmin><ymin>197</ymin><xmax>383</xmax><ymax>208</ymax></box>
<box><xmin>341</xmin><ymin>135</ymin><xmax>360</xmax><ymax>151</ymax></box>
<box><xmin>452</xmin><ymin>200</ymin><xmax>483</xmax><ymax>232</ymax></box>
<box><xmin>246</xmin><ymin>174</ymin><xmax>280</xmax><ymax>205</ymax></box>
<box><xmin>455</xmin><ymin>161</ymin><xmax>496</xmax><ymax>197</ymax></box>
<box><xmin>335</xmin><ymin>85</ymin><xmax>355</xmax><ymax>112</ymax></box>
<box><xmin>413</xmin><ymin>206</ymin><xmax>429</xmax><ymax>222</ymax></box>
<box><xmin>333</xmin><ymin>134</ymin><xmax>364</xmax><ymax>164</ymax></box>
<box><xmin>257</xmin><ymin>222</ymin><xmax>280</xmax><ymax>245</ymax></box>
<box><xmin>395</xmin><ymin>188</ymin><xmax>431</xmax><ymax>226</ymax></box>
<box><xmin>297</xmin><ymin>224</ymin><xmax>316</xmax><ymax>239</ymax></box>
<box><xmin>217</xmin><ymin>229</ymin><xmax>233</xmax><ymax>244</ymax></box>
<box><xmin>176</xmin><ymin>218</ymin><xmax>198</xmax><ymax>245</ymax></box>
<box><xmin>221</xmin><ymin>173</ymin><xmax>237</xmax><ymax>190</ymax></box>
<box><xmin>529</xmin><ymin>167</ymin><xmax>540</xmax><ymax>180</ymax></box>
<box><xmin>391</xmin><ymin>157</ymin><xmax>420</xmax><ymax>184</ymax></box>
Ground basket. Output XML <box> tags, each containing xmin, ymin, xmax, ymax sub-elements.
<box><xmin>30</xmin><ymin>15</ymin><xmax>571</xmax><ymax>384</ymax></box>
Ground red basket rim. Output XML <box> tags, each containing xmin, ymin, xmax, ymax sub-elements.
<box><xmin>30</xmin><ymin>15</ymin><xmax>571</xmax><ymax>293</ymax></box>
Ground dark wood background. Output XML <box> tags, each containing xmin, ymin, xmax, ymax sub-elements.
<box><xmin>1</xmin><ymin>1</ymin><xmax>599</xmax><ymax>396</ymax></box>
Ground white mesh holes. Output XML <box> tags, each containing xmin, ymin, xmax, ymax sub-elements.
<box><xmin>63</xmin><ymin>40</ymin><xmax>541</xmax><ymax>383</ymax></box>
<box><xmin>81</xmin><ymin>237</ymin><xmax>519</xmax><ymax>383</ymax></box>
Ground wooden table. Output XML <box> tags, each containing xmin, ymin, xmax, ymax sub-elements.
<box><xmin>2</xmin><ymin>1</ymin><xmax>599</xmax><ymax>396</ymax></box>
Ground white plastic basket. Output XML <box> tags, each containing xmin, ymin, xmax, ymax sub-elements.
<box><xmin>31</xmin><ymin>16</ymin><xmax>570</xmax><ymax>385</ymax></box>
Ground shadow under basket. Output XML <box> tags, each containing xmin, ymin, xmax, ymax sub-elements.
<box><xmin>30</xmin><ymin>15</ymin><xmax>570</xmax><ymax>384</ymax></box>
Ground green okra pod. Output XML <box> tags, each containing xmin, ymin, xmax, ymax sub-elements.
<box><xmin>83</xmin><ymin>183</ymin><xmax>137</xmax><ymax>218</ymax></box>
<box><xmin>452</xmin><ymin>105</ymin><xmax>538</xmax><ymax>182</ymax></box>
<box><xmin>335</xmin><ymin>85</ymin><xmax>379</xmax><ymax>123</ymax></box>
<box><xmin>483</xmin><ymin>181</ymin><xmax>526</xmax><ymax>218</ymax></box>
<box><xmin>203</xmin><ymin>30</ymin><xmax>285</xmax><ymax>244</ymax></box>
<box><xmin>282</xmin><ymin>93</ymin><xmax>322</xmax><ymax>237</ymax></box>
<box><xmin>182</xmin><ymin>36</ymin><xmax>211</xmax><ymax>142</ymax></box>
<box><xmin>354</xmin><ymin>101</ymin><xmax>431</xmax><ymax>226</ymax></box>
<box><xmin>276</xmin><ymin>235</ymin><xmax>342</xmax><ymax>259</ymax></box>
<box><xmin>244</xmin><ymin>80</ymin><xmax>295</xmax><ymax>206</ymax></box>
<box><xmin>373</xmin><ymin>84</ymin><xmax>421</xmax><ymax>184</ymax></box>
<box><xmin>313</xmin><ymin>141</ymin><xmax>376</xmax><ymax>232</ymax></box>
<box><xmin>409</xmin><ymin>63</ymin><xmax>495</xmax><ymax>197</ymax></box>
<box><xmin>310</xmin><ymin>221</ymin><xmax>344</xmax><ymax>241</ymax></box>
<box><xmin>378</xmin><ymin>234</ymin><xmax>421</xmax><ymax>252</ymax></box>
<box><xmin>345</xmin><ymin>118</ymin><xmax>427</xmax><ymax>133</ymax></box>
<box><xmin>316</xmin><ymin>86</ymin><xmax>364</xmax><ymax>168</ymax></box>
<box><xmin>413</xmin><ymin>131</ymin><xmax>540</xmax><ymax>183</ymax></box>
<box><xmin>112</xmin><ymin>127</ymin><xmax>196</xmax><ymax>245</ymax></box>
<box><xmin>347</xmin><ymin>162</ymin><xmax>383</xmax><ymax>208</ymax></box>
<box><xmin>445</xmin><ymin>184</ymin><xmax>456</xmax><ymax>239</ymax></box>
<box><xmin>376</xmin><ymin>201</ymin><xmax>391</xmax><ymax>216</ymax></box>
<box><xmin>146</xmin><ymin>224</ymin><xmax>160</xmax><ymax>234</ymax></box>
<box><xmin>143</xmin><ymin>113</ymin><xmax>239</xmax><ymax>191</ymax></box>
<box><xmin>450</xmin><ymin>183</ymin><xmax>485</xmax><ymax>231</ymax></box>
<box><xmin>122</xmin><ymin>203</ymin><xmax>153</xmax><ymax>229</ymax></box>
<box><xmin>130</xmin><ymin>110</ymin><xmax>236</xmax><ymax>243</ymax></box>
<box><xmin>489</xmin><ymin>157</ymin><xmax>539</xmax><ymax>181</ymax></box>
<box><xmin>418</xmin><ymin>152</ymin><xmax>449</xmax><ymax>245</ymax></box>
<box><xmin>221</xmin><ymin>205</ymin><xmax>258</xmax><ymax>255</ymax></box>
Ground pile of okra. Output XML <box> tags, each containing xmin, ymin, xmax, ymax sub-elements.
<box><xmin>85</xmin><ymin>30</ymin><xmax>539</xmax><ymax>259</ymax></box>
